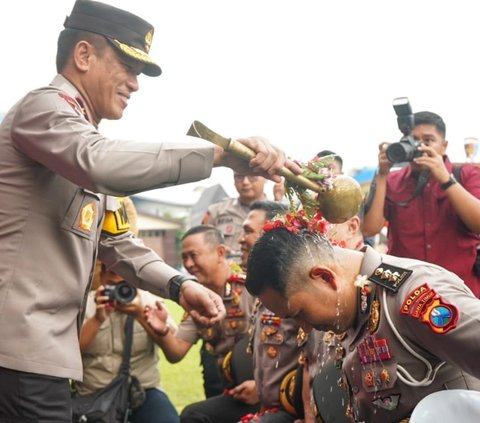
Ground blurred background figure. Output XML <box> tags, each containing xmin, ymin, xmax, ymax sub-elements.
<box><xmin>203</xmin><ymin>172</ymin><xmax>267</xmax><ymax>259</ymax></box>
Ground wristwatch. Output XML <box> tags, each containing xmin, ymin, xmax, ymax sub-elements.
<box><xmin>168</xmin><ymin>274</ymin><xmax>197</xmax><ymax>304</ymax></box>
<box><xmin>440</xmin><ymin>173</ymin><xmax>457</xmax><ymax>191</ymax></box>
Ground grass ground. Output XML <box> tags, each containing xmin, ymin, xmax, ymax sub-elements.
<box><xmin>158</xmin><ymin>300</ymin><xmax>206</xmax><ymax>414</ymax></box>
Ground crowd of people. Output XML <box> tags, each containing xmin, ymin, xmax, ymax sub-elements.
<box><xmin>1</xmin><ymin>1</ymin><xmax>480</xmax><ymax>423</ymax></box>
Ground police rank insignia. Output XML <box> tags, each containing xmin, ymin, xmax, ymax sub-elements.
<box><xmin>401</xmin><ymin>284</ymin><xmax>459</xmax><ymax>334</ymax></box>
<box><xmin>368</xmin><ymin>263</ymin><xmax>412</xmax><ymax>293</ymax></box>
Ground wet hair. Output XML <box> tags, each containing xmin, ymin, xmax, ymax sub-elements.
<box><xmin>249</xmin><ymin>200</ymin><xmax>289</xmax><ymax>221</ymax></box>
<box><xmin>413</xmin><ymin>111</ymin><xmax>446</xmax><ymax>138</ymax></box>
<box><xmin>181</xmin><ymin>224</ymin><xmax>225</xmax><ymax>246</ymax></box>
<box><xmin>317</xmin><ymin>150</ymin><xmax>343</xmax><ymax>170</ymax></box>
<box><xmin>56</xmin><ymin>29</ymin><xmax>109</xmax><ymax>73</ymax></box>
<box><xmin>245</xmin><ymin>227</ymin><xmax>335</xmax><ymax>297</ymax></box>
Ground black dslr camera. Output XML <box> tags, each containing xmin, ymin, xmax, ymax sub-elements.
<box><xmin>102</xmin><ymin>281</ymin><xmax>137</xmax><ymax>305</ymax></box>
<box><xmin>386</xmin><ymin>97</ymin><xmax>422</xmax><ymax>164</ymax></box>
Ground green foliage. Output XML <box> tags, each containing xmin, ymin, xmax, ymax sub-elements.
<box><xmin>158</xmin><ymin>300</ymin><xmax>205</xmax><ymax>414</ymax></box>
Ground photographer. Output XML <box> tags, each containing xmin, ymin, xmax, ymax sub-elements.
<box><xmin>363</xmin><ymin>110</ymin><xmax>480</xmax><ymax>297</ymax></box>
<box><xmin>76</xmin><ymin>198</ymin><xmax>179</xmax><ymax>423</ymax></box>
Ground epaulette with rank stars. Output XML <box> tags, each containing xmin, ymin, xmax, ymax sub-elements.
<box><xmin>368</xmin><ymin>262</ymin><xmax>412</xmax><ymax>293</ymax></box>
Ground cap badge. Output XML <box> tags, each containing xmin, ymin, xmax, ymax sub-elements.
<box><xmin>144</xmin><ymin>30</ymin><xmax>153</xmax><ymax>52</ymax></box>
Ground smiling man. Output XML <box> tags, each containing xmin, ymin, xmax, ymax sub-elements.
<box><xmin>246</xmin><ymin>225</ymin><xmax>480</xmax><ymax>422</ymax></box>
<box><xmin>0</xmin><ymin>0</ymin><xmax>301</xmax><ymax>419</ymax></box>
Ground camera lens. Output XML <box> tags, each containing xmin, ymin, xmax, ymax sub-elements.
<box><xmin>386</xmin><ymin>142</ymin><xmax>416</xmax><ymax>163</ymax></box>
<box><xmin>115</xmin><ymin>281</ymin><xmax>137</xmax><ymax>304</ymax></box>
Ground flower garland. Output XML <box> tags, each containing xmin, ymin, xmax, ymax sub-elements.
<box><xmin>263</xmin><ymin>209</ymin><xmax>329</xmax><ymax>235</ymax></box>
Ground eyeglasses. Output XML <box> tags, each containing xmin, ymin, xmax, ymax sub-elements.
<box><xmin>234</xmin><ymin>174</ymin><xmax>260</xmax><ymax>182</ymax></box>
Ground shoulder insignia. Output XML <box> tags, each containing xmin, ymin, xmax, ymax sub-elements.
<box><xmin>419</xmin><ymin>295</ymin><xmax>458</xmax><ymax>334</ymax></box>
<box><xmin>401</xmin><ymin>283</ymin><xmax>432</xmax><ymax>315</ymax></box>
<box><xmin>102</xmin><ymin>198</ymin><xmax>130</xmax><ymax>236</ymax></box>
<box><xmin>401</xmin><ymin>285</ymin><xmax>459</xmax><ymax>334</ymax></box>
<box><xmin>368</xmin><ymin>263</ymin><xmax>412</xmax><ymax>293</ymax></box>
<box><xmin>58</xmin><ymin>92</ymin><xmax>87</xmax><ymax>120</ymax></box>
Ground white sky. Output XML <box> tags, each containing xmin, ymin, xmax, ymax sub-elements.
<box><xmin>2</xmin><ymin>0</ymin><xmax>480</xmax><ymax>196</ymax></box>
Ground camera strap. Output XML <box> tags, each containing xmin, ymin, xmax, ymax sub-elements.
<box><xmin>386</xmin><ymin>169</ymin><xmax>430</xmax><ymax>207</ymax></box>
<box><xmin>119</xmin><ymin>315</ymin><xmax>134</xmax><ymax>376</ymax></box>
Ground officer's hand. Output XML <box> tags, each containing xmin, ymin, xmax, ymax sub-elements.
<box><xmin>273</xmin><ymin>178</ymin><xmax>286</xmax><ymax>201</ymax></box>
<box><xmin>414</xmin><ymin>144</ymin><xmax>450</xmax><ymax>184</ymax></box>
<box><xmin>179</xmin><ymin>281</ymin><xmax>226</xmax><ymax>326</ymax></box>
<box><xmin>213</xmin><ymin>137</ymin><xmax>302</xmax><ymax>183</ymax></box>
<box><xmin>144</xmin><ymin>300</ymin><xmax>170</xmax><ymax>336</ymax></box>
<box><xmin>115</xmin><ymin>293</ymin><xmax>143</xmax><ymax>318</ymax></box>
<box><xmin>93</xmin><ymin>285</ymin><xmax>114</xmax><ymax>323</ymax></box>
<box><xmin>231</xmin><ymin>380</ymin><xmax>259</xmax><ymax>404</ymax></box>
<box><xmin>378</xmin><ymin>142</ymin><xmax>394</xmax><ymax>176</ymax></box>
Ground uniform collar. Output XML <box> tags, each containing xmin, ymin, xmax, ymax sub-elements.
<box><xmin>359</xmin><ymin>245</ymin><xmax>383</xmax><ymax>277</ymax></box>
<box><xmin>51</xmin><ymin>74</ymin><xmax>94</xmax><ymax>126</ymax></box>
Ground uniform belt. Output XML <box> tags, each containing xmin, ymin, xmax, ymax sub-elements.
<box><xmin>398</xmin><ymin>418</ymin><xmax>410</xmax><ymax>423</ymax></box>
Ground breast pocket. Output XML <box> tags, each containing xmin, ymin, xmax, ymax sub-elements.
<box><xmin>61</xmin><ymin>189</ymin><xmax>101</xmax><ymax>240</ymax></box>
<box><xmin>85</xmin><ymin>321</ymin><xmax>112</xmax><ymax>355</ymax></box>
<box><xmin>132</xmin><ymin>321</ymin><xmax>151</xmax><ymax>356</ymax></box>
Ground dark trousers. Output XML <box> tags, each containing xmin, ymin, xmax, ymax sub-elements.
<box><xmin>130</xmin><ymin>388</ymin><xmax>179</xmax><ymax>423</ymax></box>
<box><xmin>0</xmin><ymin>367</ymin><xmax>72</xmax><ymax>422</ymax></box>
<box><xmin>200</xmin><ymin>343</ymin><xmax>223</xmax><ymax>398</ymax></box>
<box><xmin>180</xmin><ymin>393</ymin><xmax>259</xmax><ymax>423</ymax></box>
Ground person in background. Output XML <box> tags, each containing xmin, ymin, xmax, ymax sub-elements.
<box><xmin>145</xmin><ymin>226</ymin><xmax>256</xmax><ymax>411</ymax></box>
<box><xmin>203</xmin><ymin>172</ymin><xmax>267</xmax><ymax>258</ymax></box>
<box><xmin>177</xmin><ymin>200</ymin><xmax>303</xmax><ymax>423</ymax></box>
<box><xmin>315</xmin><ymin>150</ymin><xmax>343</xmax><ymax>175</ymax></box>
<box><xmin>76</xmin><ymin>197</ymin><xmax>179</xmax><ymax>423</ymax></box>
<box><xmin>201</xmin><ymin>172</ymin><xmax>267</xmax><ymax>396</ymax></box>
<box><xmin>246</xmin><ymin>223</ymin><xmax>480</xmax><ymax>422</ymax></box>
<box><xmin>362</xmin><ymin>111</ymin><xmax>480</xmax><ymax>296</ymax></box>
<box><xmin>0</xmin><ymin>0</ymin><xmax>300</xmax><ymax>419</ymax></box>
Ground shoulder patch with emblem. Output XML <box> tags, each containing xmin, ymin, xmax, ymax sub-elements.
<box><xmin>401</xmin><ymin>283</ymin><xmax>432</xmax><ymax>315</ymax></box>
<box><xmin>368</xmin><ymin>263</ymin><xmax>412</xmax><ymax>293</ymax></box>
<box><xmin>400</xmin><ymin>284</ymin><xmax>459</xmax><ymax>334</ymax></box>
<box><xmin>102</xmin><ymin>197</ymin><xmax>130</xmax><ymax>236</ymax></box>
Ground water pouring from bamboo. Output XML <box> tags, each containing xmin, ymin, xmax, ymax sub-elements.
<box><xmin>187</xmin><ymin>121</ymin><xmax>363</xmax><ymax>223</ymax></box>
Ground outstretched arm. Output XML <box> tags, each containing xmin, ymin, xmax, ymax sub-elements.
<box><xmin>144</xmin><ymin>300</ymin><xmax>193</xmax><ymax>362</ymax></box>
<box><xmin>362</xmin><ymin>142</ymin><xmax>392</xmax><ymax>236</ymax></box>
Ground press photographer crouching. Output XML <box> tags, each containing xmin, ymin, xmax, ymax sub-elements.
<box><xmin>363</xmin><ymin>98</ymin><xmax>480</xmax><ymax>297</ymax></box>
<box><xmin>72</xmin><ymin>198</ymin><xmax>180</xmax><ymax>423</ymax></box>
